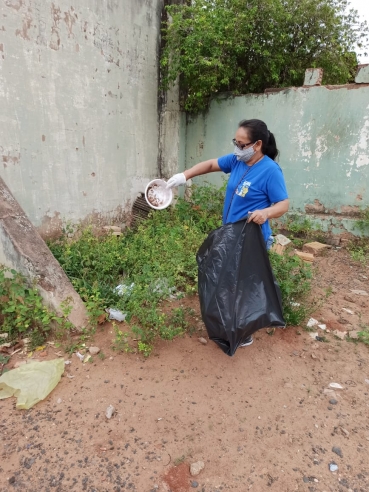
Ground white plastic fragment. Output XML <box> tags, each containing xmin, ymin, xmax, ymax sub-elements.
<box><xmin>114</xmin><ymin>283</ymin><xmax>134</xmax><ymax>296</ymax></box>
<box><xmin>307</xmin><ymin>318</ymin><xmax>319</xmax><ymax>328</ymax></box>
<box><xmin>329</xmin><ymin>463</ymin><xmax>338</xmax><ymax>472</ymax></box>
<box><xmin>318</xmin><ymin>324</ymin><xmax>326</xmax><ymax>330</ymax></box>
<box><xmin>106</xmin><ymin>308</ymin><xmax>127</xmax><ymax>322</ymax></box>
<box><xmin>64</xmin><ymin>360</ymin><xmax>72</xmax><ymax>365</ymax></box>
<box><xmin>75</xmin><ymin>352</ymin><xmax>84</xmax><ymax>362</ymax></box>
<box><xmin>329</xmin><ymin>383</ymin><xmax>344</xmax><ymax>390</ymax></box>
<box><xmin>342</xmin><ymin>308</ymin><xmax>354</xmax><ymax>315</ymax></box>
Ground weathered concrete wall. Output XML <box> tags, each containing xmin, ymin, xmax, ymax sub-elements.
<box><xmin>181</xmin><ymin>85</ymin><xmax>369</xmax><ymax>234</ymax></box>
<box><xmin>0</xmin><ymin>0</ymin><xmax>163</xmax><ymax>237</ymax></box>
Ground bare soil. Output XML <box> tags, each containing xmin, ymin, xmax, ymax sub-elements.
<box><xmin>1</xmin><ymin>249</ymin><xmax>369</xmax><ymax>492</ymax></box>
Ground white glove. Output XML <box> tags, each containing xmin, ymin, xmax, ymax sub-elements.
<box><xmin>166</xmin><ymin>173</ymin><xmax>187</xmax><ymax>189</ymax></box>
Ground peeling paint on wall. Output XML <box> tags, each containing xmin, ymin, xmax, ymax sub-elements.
<box><xmin>182</xmin><ymin>84</ymin><xmax>369</xmax><ymax>228</ymax></box>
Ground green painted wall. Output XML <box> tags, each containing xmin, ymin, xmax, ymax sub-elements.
<box><xmin>181</xmin><ymin>85</ymin><xmax>369</xmax><ymax>233</ymax></box>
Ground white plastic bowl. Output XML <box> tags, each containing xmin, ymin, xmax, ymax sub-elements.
<box><xmin>144</xmin><ymin>179</ymin><xmax>173</xmax><ymax>210</ymax></box>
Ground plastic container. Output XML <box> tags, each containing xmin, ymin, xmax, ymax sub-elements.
<box><xmin>145</xmin><ymin>179</ymin><xmax>173</xmax><ymax>210</ymax></box>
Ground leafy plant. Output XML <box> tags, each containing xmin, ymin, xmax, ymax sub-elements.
<box><xmin>269</xmin><ymin>251</ymin><xmax>312</xmax><ymax>325</ymax></box>
<box><xmin>358</xmin><ymin>326</ymin><xmax>369</xmax><ymax>345</ymax></box>
<box><xmin>356</xmin><ymin>207</ymin><xmax>369</xmax><ymax>235</ymax></box>
<box><xmin>161</xmin><ymin>0</ymin><xmax>369</xmax><ymax>113</ymax></box>
<box><xmin>49</xmin><ymin>183</ymin><xmax>312</xmax><ymax>354</ymax></box>
<box><xmin>347</xmin><ymin>208</ymin><xmax>369</xmax><ymax>265</ymax></box>
<box><xmin>280</xmin><ymin>214</ymin><xmax>325</xmax><ymax>248</ymax></box>
<box><xmin>0</xmin><ymin>266</ymin><xmax>74</xmax><ymax>349</ymax></box>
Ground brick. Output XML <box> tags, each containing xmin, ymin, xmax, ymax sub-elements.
<box><xmin>270</xmin><ymin>234</ymin><xmax>291</xmax><ymax>255</ymax></box>
<box><xmin>302</xmin><ymin>241</ymin><xmax>331</xmax><ymax>256</ymax></box>
<box><xmin>294</xmin><ymin>250</ymin><xmax>314</xmax><ymax>263</ymax></box>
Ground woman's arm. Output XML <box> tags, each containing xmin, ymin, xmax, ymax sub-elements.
<box><xmin>184</xmin><ymin>159</ymin><xmax>221</xmax><ymax>180</ymax></box>
<box><xmin>248</xmin><ymin>199</ymin><xmax>289</xmax><ymax>225</ymax></box>
<box><xmin>167</xmin><ymin>159</ymin><xmax>221</xmax><ymax>188</ymax></box>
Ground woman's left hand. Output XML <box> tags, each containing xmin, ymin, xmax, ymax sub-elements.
<box><xmin>247</xmin><ymin>209</ymin><xmax>269</xmax><ymax>225</ymax></box>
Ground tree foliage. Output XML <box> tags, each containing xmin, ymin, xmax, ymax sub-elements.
<box><xmin>161</xmin><ymin>0</ymin><xmax>369</xmax><ymax>113</ymax></box>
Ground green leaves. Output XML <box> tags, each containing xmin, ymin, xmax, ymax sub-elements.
<box><xmin>161</xmin><ymin>0</ymin><xmax>369</xmax><ymax>113</ymax></box>
<box><xmin>0</xmin><ymin>267</ymin><xmax>73</xmax><ymax>348</ymax></box>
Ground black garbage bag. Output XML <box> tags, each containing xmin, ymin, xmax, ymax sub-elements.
<box><xmin>196</xmin><ymin>219</ymin><xmax>285</xmax><ymax>356</ymax></box>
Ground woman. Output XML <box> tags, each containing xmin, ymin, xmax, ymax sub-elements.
<box><xmin>166</xmin><ymin>118</ymin><xmax>289</xmax><ymax>347</ymax></box>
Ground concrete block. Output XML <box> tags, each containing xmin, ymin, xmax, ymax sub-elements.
<box><xmin>294</xmin><ymin>250</ymin><xmax>314</xmax><ymax>262</ymax></box>
<box><xmin>270</xmin><ymin>234</ymin><xmax>292</xmax><ymax>255</ymax></box>
<box><xmin>355</xmin><ymin>64</ymin><xmax>369</xmax><ymax>84</ymax></box>
<box><xmin>302</xmin><ymin>241</ymin><xmax>331</xmax><ymax>256</ymax></box>
<box><xmin>304</xmin><ymin>68</ymin><xmax>323</xmax><ymax>86</ymax></box>
<box><xmin>0</xmin><ymin>177</ymin><xmax>88</xmax><ymax>330</ymax></box>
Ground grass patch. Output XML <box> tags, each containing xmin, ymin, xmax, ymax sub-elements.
<box><xmin>269</xmin><ymin>252</ymin><xmax>312</xmax><ymax>325</ymax></box>
<box><xmin>347</xmin><ymin>207</ymin><xmax>369</xmax><ymax>265</ymax></box>
<box><xmin>0</xmin><ymin>266</ymin><xmax>73</xmax><ymax>349</ymax></box>
<box><xmin>46</xmin><ymin>184</ymin><xmax>313</xmax><ymax>354</ymax></box>
<box><xmin>279</xmin><ymin>214</ymin><xmax>326</xmax><ymax>248</ymax></box>
<box><xmin>358</xmin><ymin>328</ymin><xmax>369</xmax><ymax>345</ymax></box>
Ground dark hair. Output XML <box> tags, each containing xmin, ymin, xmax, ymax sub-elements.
<box><xmin>238</xmin><ymin>119</ymin><xmax>279</xmax><ymax>161</ymax></box>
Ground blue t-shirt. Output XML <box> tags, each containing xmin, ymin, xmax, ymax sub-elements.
<box><xmin>217</xmin><ymin>154</ymin><xmax>288</xmax><ymax>242</ymax></box>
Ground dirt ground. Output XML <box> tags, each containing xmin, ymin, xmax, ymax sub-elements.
<box><xmin>1</xmin><ymin>248</ymin><xmax>369</xmax><ymax>492</ymax></box>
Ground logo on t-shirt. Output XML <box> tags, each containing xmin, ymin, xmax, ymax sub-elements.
<box><xmin>236</xmin><ymin>180</ymin><xmax>251</xmax><ymax>198</ymax></box>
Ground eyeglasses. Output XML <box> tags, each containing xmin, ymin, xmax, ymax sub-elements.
<box><xmin>232</xmin><ymin>138</ymin><xmax>254</xmax><ymax>150</ymax></box>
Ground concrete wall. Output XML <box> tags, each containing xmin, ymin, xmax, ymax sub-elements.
<box><xmin>0</xmin><ymin>0</ymin><xmax>163</xmax><ymax>237</ymax></box>
<box><xmin>181</xmin><ymin>85</ymin><xmax>369</xmax><ymax>234</ymax></box>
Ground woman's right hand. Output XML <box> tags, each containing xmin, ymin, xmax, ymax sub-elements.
<box><xmin>166</xmin><ymin>173</ymin><xmax>187</xmax><ymax>189</ymax></box>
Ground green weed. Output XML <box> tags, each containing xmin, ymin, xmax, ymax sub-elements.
<box><xmin>356</xmin><ymin>207</ymin><xmax>369</xmax><ymax>235</ymax></box>
<box><xmin>48</xmin><ymin>184</ymin><xmax>312</xmax><ymax>354</ymax></box>
<box><xmin>281</xmin><ymin>214</ymin><xmax>325</xmax><ymax>248</ymax></box>
<box><xmin>269</xmin><ymin>251</ymin><xmax>312</xmax><ymax>326</ymax></box>
<box><xmin>0</xmin><ymin>266</ymin><xmax>73</xmax><ymax>349</ymax></box>
<box><xmin>358</xmin><ymin>329</ymin><xmax>369</xmax><ymax>345</ymax></box>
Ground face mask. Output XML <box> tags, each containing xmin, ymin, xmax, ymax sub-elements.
<box><xmin>234</xmin><ymin>144</ymin><xmax>256</xmax><ymax>163</ymax></box>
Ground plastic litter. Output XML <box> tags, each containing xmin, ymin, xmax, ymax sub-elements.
<box><xmin>342</xmin><ymin>307</ymin><xmax>354</xmax><ymax>315</ymax></box>
<box><xmin>329</xmin><ymin>463</ymin><xmax>338</xmax><ymax>472</ymax></box>
<box><xmin>329</xmin><ymin>382</ymin><xmax>344</xmax><ymax>389</ymax></box>
<box><xmin>145</xmin><ymin>179</ymin><xmax>173</xmax><ymax>210</ymax></box>
<box><xmin>0</xmin><ymin>359</ymin><xmax>64</xmax><ymax>409</ymax></box>
<box><xmin>106</xmin><ymin>308</ymin><xmax>127</xmax><ymax>322</ymax></box>
<box><xmin>151</xmin><ymin>278</ymin><xmax>176</xmax><ymax>296</ymax></box>
<box><xmin>114</xmin><ymin>283</ymin><xmax>134</xmax><ymax>296</ymax></box>
<box><xmin>197</xmin><ymin>220</ymin><xmax>285</xmax><ymax>356</ymax></box>
<box><xmin>75</xmin><ymin>351</ymin><xmax>85</xmax><ymax>362</ymax></box>
<box><xmin>105</xmin><ymin>405</ymin><xmax>115</xmax><ymax>419</ymax></box>
<box><xmin>307</xmin><ymin>318</ymin><xmax>319</xmax><ymax>328</ymax></box>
